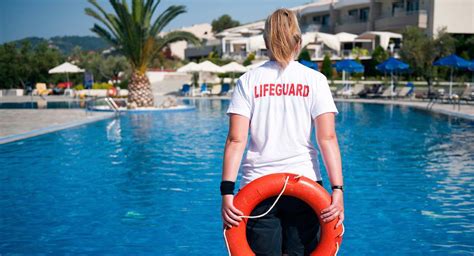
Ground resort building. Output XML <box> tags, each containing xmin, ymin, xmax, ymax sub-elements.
<box><xmin>184</xmin><ymin>0</ymin><xmax>474</xmax><ymax>61</ymax></box>
<box><xmin>297</xmin><ymin>0</ymin><xmax>474</xmax><ymax>37</ymax></box>
<box><xmin>164</xmin><ymin>23</ymin><xmax>215</xmax><ymax>60</ymax></box>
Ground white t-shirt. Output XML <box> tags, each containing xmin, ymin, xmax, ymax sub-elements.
<box><xmin>227</xmin><ymin>60</ymin><xmax>338</xmax><ymax>188</ymax></box>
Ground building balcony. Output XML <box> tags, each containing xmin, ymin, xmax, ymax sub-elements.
<box><xmin>301</xmin><ymin>24</ymin><xmax>331</xmax><ymax>33</ymax></box>
<box><xmin>335</xmin><ymin>20</ymin><xmax>368</xmax><ymax>34</ymax></box>
<box><xmin>374</xmin><ymin>10</ymin><xmax>428</xmax><ymax>32</ymax></box>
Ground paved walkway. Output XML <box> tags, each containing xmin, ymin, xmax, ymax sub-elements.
<box><xmin>0</xmin><ymin>109</ymin><xmax>114</xmax><ymax>144</ymax></box>
<box><xmin>0</xmin><ymin>95</ymin><xmax>78</xmax><ymax>103</ymax></box>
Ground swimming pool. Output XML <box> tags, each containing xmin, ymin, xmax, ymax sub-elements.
<box><xmin>1</xmin><ymin>100</ymin><xmax>473</xmax><ymax>255</ymax></box>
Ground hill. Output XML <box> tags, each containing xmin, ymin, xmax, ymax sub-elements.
<box><xmin>10</xmin><ymin>36</ymin><xmax>110</xmax><ymax>54</ymax></box>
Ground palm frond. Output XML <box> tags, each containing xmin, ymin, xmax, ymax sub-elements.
<box><xmin>85</xmin><ymin>8</ymin><xmax>120</xmax><ymax>41</ymax></box>
<box><xmin>150</xmin><ymin>5</ymin><xmax>186</xmax><ymax>36</ymax></box>
<box><xmin>91</xmin><ymin>24</ymin><xmax>119</xmax><ymax>47</ymax></box>
<box><xmin>85</xmin><ymin>0</ymin><xmax>190</xmax><ymax>73</ymax></box>
<box><xmin>155</xmin><ymin>31</ymin><xmax>201</xmax><ymax>51</ymax></box>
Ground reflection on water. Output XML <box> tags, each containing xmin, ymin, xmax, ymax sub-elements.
<box><xmin>0</xmin><ymin>100</ymin><xmax>472</xmax><ymax>255</ymax></box>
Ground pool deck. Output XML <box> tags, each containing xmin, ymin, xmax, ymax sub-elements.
<box><xmin>0</xmin><ymin>109</ymin><xmax>115</xmax><ymax>144</ymax></box>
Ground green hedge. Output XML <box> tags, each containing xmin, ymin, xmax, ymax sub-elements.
<box><xmin>74</xmin><ymin>82</ymin><xmax>114</xmax><ymax>90</ymax></box>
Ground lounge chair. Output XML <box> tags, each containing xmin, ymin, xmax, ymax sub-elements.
<box><xmin>351</xmin><ymin>84</ymin><xmax>365</xmax><ymax>98</ymax></box>
<box><xmin>380</xmin><ymin>87</ymin><xmax>395</xmax><ymax>98</ymax></box>
<box><xmin>396</xmin><ymin>87</ymin><xmax>411</xmax><ymax>98</ymax></box>
<box><xmin>219</xmin><ymin>83</ymin><xmax>231</xmax><ymax>96</ymax></box>
<box><xmin>366</xmin><ymin>84</ymin><xmax>384</xmax><ymax>98</ymax></box>
<box><xmin>211</xmin><ymin>85</ymin><xmax>221</xmax><ymax>95</ymax></box>
<box><xmin>34</xmin><ymin>83</ymin><xmax>51</xmax><ymax>96</ymax></box>
<box><xmin>180</xmin><ymin>84</ymin><xmax>191</xmax><ymax>96</ymax></box>
<box><xmin>459</xmin><ymin>84</ymin><xmax>473</xmax><ymax>104</ymax></box>
<box><xmin>336</xmin><ymin>84</ymin><xmax>353</xmax><ymax>97</ymax></box>
<box><xmin>200</xmin><ymin>83</ymin><xmax>211</xmax><ymax>96</ymax></box>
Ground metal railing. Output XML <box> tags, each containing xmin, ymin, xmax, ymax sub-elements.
<box><xmin>86</xmin><ymin>97</ymin><xmax>126</xmax><ymax>115</ymax></box>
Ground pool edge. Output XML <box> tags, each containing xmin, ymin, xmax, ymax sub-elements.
<box><xmin>334</xmin><ymin>98</ymin><xmax>474</xmax><ymax>121</ymax></box>
<box><xmin>0</xmin><ymin>112</ymin><xmax>116</xmax><ymax>145</ymax></box>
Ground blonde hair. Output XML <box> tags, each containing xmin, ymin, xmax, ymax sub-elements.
<box><xmin>264</xmin><ymin>9</ymin><xmax>302</xmax><ymax>69</ymax></box>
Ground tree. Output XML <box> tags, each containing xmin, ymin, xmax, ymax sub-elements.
<box><xmin>0</xmin><ymin>41</ymin><xmax>63</xmax><ymax>89</ymax></box>
<box><xmin>366</xmin><ymin>46</ymin><xmax>389</xmax><ymax>77</ymax></box>
<box><xmin>243</xmin><ymin>52</ymin><xmax>255</xmax><ymax>66</ymax></box>
<box><xmin>71</xmin><ymin>48</ymin><xmax>131</xmax><ymax>84</ymax></box>
<box><xmin>298</xmin><ymin>47</ymin><xmax>311</xmax><ymax>62</ymax></box>
<box><xmin>351</xmin><ymin>47</ymin><xmax>369</xmax><ymax>59</ymax></box>
<box><xmin>453</xmin><ymin>34</ymin><xmax>474</xmax><ymax>60</ymax></box>
<box><xmin>211</xmin><ymin>14</ymin><xmax>240</xmax><ymax>33</ymax></box>
<box><xmin>400</xmin><ymin>26</ymin><xmax>455</xmax><ymax>94</ymax></box>
<box><xmin>321</xmin><ymin>54</ymin><xmax>332</xmax><ymax>80</ymax></box>
<box><xmin>85</xmin><ymin>0</ymin><xmax>200</xmax><ymax>108</ymax></box>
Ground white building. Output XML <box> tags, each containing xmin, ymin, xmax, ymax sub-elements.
<box><xmin>297</xmin><ymin>0</ymin><xmax>474</xmax><ymax>37</ymax></box>
<box><xmin>164</xmin><ymin>23</ymin><xmax>214</xmax><ymax>60</ymax></box>
<box><xmin>184</xmin><ymin>0</ymin><xmax>474</xmax><ymax>61</ymax></box>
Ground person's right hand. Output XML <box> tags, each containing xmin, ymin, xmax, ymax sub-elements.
<box><xmin>221</xmin><ymin>195</ymin><xmax>243</xmax><ymax>228</ymax></box>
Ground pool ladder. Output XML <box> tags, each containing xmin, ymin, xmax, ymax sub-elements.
<box><xmin>105</xmin><ymin>97</ymin><xmax>120</xmax><ymax>114</ymax></box>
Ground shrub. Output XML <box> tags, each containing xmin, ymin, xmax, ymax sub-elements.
<box><xmin>243</xmin><ymin>52</ymin><xmax>256</xmax><ymax>66</ymax></box>
<box><xmin>92</xmin><ymin>82</ymin><xmax>114</xmax><ymax>90</ymax></box>
<box><xmin>298</xmin><ymin>48</ymin><xmax>311</xmax><ymax>61</ymax></box>
<box><xmin>74</xmin><ymin>84</ymin><xmax>85</xmax><ymax>90</ymax></box>
<box><xmin>321</xmin><ymin>55</ymin><xmax>333</xmax><ymax>80</ymax></box>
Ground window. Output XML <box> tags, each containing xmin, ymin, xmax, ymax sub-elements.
<box><xmin>348</xmin><ymin>9</ymin><xmax>358</xmax><ymax>17</ymax></box>
<box><xmin>392</xmin><ymin>0</ymin><xmax>404</xmax><ymax>16</ymax></box>
<box><xmin>359</xmin><ymin>8</ymin><xmax>369</xmax><ymax>22</ymax></box>
<box><xmin>406</xmin><ymin>0</ymin><xmax>419</xmax><ymax>12</ymax></box>
<box><xmin>312</xmin><ymin>16</ymin><xmax>321</xmax><ymax>23</ymax></box>
<box><xmin>321</xmin><ymin>15</ymin><xmax>330</xmax><ymax>26</ymax></box>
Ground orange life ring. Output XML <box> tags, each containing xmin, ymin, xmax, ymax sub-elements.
<box><xmin>107</xmin><ymin>87</ymin><xmax>117</xmax><ymax>97</ymax></box>
<box><xmin>224</xmin><ymin>173</ymin><xmax>344</xmax><ymax>256</ymax></box>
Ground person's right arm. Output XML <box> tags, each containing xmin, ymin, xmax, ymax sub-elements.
<box><xmin>221</xmin><ymin>114</ymin><xmax>249</xmax><ymax>228</ymax></box>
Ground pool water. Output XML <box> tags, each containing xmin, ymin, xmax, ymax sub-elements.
<box><xmin>0</xmin><ymin>101</ymin><xmax>85</xmax><ymax>109</ymax></box>
<box><xmin>1</xmin><ymin>100</ymin><xmax>473</xmax><ymax>255</ymax></box>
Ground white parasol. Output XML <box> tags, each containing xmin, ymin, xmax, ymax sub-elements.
<box><xmin>49</xmin><ymin>62</ymin><xmax>85</xmax><ymax>89</ymax></box>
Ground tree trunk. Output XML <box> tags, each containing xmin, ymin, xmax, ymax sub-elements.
<box><xmin>128</xmin><ymin>71</ymin><xmax>154</xmax><ymax>108</ymax></box>
<box><xmin>425</xmin><ymin>75</ymin><xmax>433</xmax><ymax>96</ymax></box>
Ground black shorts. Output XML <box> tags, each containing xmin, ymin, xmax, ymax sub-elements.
<box><xmin>246</xmin><ymin>181</ymin><xmax>323</xmax><ymax>256</ymax></box>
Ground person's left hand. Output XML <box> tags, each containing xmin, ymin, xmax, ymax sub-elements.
<box><xmin>321</xmin><ymin>189</ymin><xmax>344</xmax><ymax>227</ymax></box>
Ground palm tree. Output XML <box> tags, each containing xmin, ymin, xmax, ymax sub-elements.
<box><xmin>85</xmin><ymin>0</ymin><xmax>200</xmax><ymax>108</ymax></box>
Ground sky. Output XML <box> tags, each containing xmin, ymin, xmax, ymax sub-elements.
<box><xmin>0</xmin><ymin>0</ymin><xmax>311</xmax><ymax>43</ymax></box>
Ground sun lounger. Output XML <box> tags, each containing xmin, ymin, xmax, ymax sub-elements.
<box><xmin>459</xmin><ymin>84</ymin><xmax>473</xmax><ymax>104</ymax></box>
<box><xmin>396</xmin><ymin>87</ymin><xmax>411</xmax><ymax>98</ymax></box>
<box><xmin>34</xmin><ymin>83</ymin><xmax>51</xmax><ymax>96</ymax></box>
<box><xmin>336</xmin><ymin>84</ymin><xmax>352</xmax><ymax>97</ymax></box>
<box><xmin>180</xmin><ymin>84</ymin><xmax>191</xmax><ymax>96</ymax></box>
<box><xmin>200</xmin><ymin>83</ymin><xmax>211</xmax><ymax>96</ymax></box>
<box><xmin>366</xmin><ymin>84</ymin><xmax>384</xmax><ymax>98</ymax></box>
<box><xmin>219</xmin><ymin>83</ymin><xmax>231</xmax><ymax>96</ymax></box>
<box><xmin>351</xmin><ymin>84</ymin><xmax>365</xmax><ymax>97</ymax></box>
<box><xmin>211</xmin><ymin>85</ymin><xmax>221</xmax><ymax>95</ymax></box>
<box><xmin>380</xmin><ymin>87</ymin><xmax>395</xmax><ymax>98</ymax></box>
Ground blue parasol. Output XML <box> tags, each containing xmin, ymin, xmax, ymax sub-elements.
<box><xmin>333</xmin><ymin>59</ymin><xmax>364</xmax><ymax>89</ymax></box>
<box><xmin>333</xmin><ymin>59</ymin><xmax>364</xmax><ymax>73</ymax></box>
<box><xmin>299</xmin><ymin>59</ymin><xmax>319</xmax><ymax>71</ymax></box>
<box><xmin>376</xmin><ymin>57</ymin><xmax>410</xmax><ymax>96</ymax></box>
<box><xmin>433</xmin><ymin>54</ymin><xmax>470</xmax><ymax>97</ymax></box>
<box><xmin>376</xmin><ymin>57</ymin><xmax>409</xmax><ymax>72</ymax></box>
